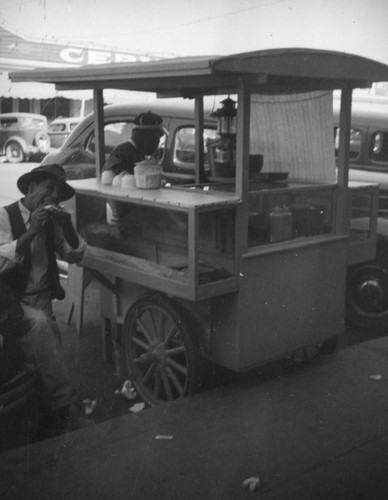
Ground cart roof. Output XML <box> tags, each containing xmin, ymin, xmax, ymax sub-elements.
<box><xmin>9</xmin><ymin>48</ymin><xmax>388</xmax><ymax>96</ymax></box>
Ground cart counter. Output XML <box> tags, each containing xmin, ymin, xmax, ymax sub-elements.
<box><xmin>71</xmin><ymin>179</ymin><xmax>241</xmax><ymax>301</ymax></box>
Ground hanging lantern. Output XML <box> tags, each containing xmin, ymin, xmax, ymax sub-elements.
<box><xmin>211</xmin><ymin>97</ymin><xmax>237</xmax><ymax>135</ymax></box>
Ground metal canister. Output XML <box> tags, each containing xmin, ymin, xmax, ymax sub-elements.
<box><xmin>269</xmin><ymin>205</ymin><xmax>293</xmax><ymax>242</ymax></box>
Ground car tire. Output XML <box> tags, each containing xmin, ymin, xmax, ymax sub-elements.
<box><xmin>5</xmin><ymin>142</ymin><xmax>25</xmax><ymax>163</ymax></box>
<box><xmin>346</xmin><ymin>263</ymin><xmax>388</xmax><ymax>332</ymax></box>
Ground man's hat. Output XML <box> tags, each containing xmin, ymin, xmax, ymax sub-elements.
<box><xmin>17</xmin><ymin>164</ymin><xmax>75</xmax><ymax>201</ymax></box>
<box><xmin>132</xmin><ymin>111</ymin><xmax>168</xmax><ymax>136</ymax></box>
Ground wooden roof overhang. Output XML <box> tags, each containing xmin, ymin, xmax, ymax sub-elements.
<box><xmin>9</xmin><ymin>48</ymin><xmax>388</xmax><ymax>96</ymax></box>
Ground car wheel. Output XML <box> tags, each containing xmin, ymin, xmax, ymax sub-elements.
<box><xmin>5</xmin><ymin>142</ymin><xmax>25</xmax><ymax>163</ymax></box>
<box><xmin>123</xmin><ymin>293</ymin><xmax>203</xmax><ymax>405</ymax></box>
<box><xmin>346</xmin><ymin>263</ymin><xmax>388</xmax><ymax>332</ymax></box>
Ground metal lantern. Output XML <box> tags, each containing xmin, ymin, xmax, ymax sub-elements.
<box><xmin>211</xmin><ymin>97</ymin><xmax>237</xmax><ymax>135</ymax></box>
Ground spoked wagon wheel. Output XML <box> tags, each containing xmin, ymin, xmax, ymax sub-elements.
<box><xmin>123</xmin><ymin>294</ymin><xmax>202</xmax><ymax>405</ymax></box>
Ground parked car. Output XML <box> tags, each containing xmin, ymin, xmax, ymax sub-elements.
<box><xmin>47</xmin><ymin>117</ymin><xmax>82</xmax><ymax>149</ymax></box>
<box><xmin>333</xmin><ymin>94</ymin><xmax>388</xmax><ymax>331</ymax></box>
<box><xmin>0</xmin><ymin>112</ymin><xmax>50</xmax><ymax>163</ymax></box>
<box><xmin>40</xmin><ymin>100</ymin><xmax>218</xmax><ymax>182</ymax></box>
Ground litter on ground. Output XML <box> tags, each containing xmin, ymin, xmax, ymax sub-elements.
<box><xmin>114</xmin><ymin>379</ymin><xmax>137</xmax><ymax>400</ymax></box>
<box><xmin>82</xmin><ymin>398</ymin><xmax>98</xmax><ymax>415</ymax></box>
<box><xmin>242</xmin><ymin>476</ymin><xmax>261</xmax><ymax>492</ymax></box>
<box><xmin>129</xmin><ymin>402</ymin><xmax>146</xmax><ymax>413</ymax></box>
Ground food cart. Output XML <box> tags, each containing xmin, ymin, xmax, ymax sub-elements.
<box><xmin>10</xmin><ymin>48</ymin><xmax>388</xmax><ymax>404</ymax></box>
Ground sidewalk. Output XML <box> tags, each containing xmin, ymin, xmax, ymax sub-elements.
<box><xmin>1</xmin><ymin>300</ymin><xmax>388</xmax><ymax>499</ymax></box>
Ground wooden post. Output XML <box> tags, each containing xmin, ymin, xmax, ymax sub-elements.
<box><xmin>235</xmin><ymin>81</ymin><xmax>251</xmax><ymax>256</ymax></box>
<box><xmin>336</xmin><ymin>86</ymin><xmax>353</xmax><ymax>235</ymax></box>
<box><xmin>93</xmin><ymin>89</ymin><xmax>105</xmax><ymax>180</ymax></box>
<box><xmin>194</xmin><ymin>95</ymin><xmax>205</xmax><ymax>184</ymax></box>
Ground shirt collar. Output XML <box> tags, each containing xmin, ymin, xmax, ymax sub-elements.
<box><xmin>18</xmin><ymin>199</ymin><xmax>31</xmax><ymax>224</ymax></box>
<box><xmin>128</xmin><ymin>138</ymin><xmax>138</xmax><ymax>150</ymax></box>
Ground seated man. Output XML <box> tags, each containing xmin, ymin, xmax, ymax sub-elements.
<box><xmin>0</xmin><ymin>163</ymin><xmax>87</xmax><ymax>435</ymax></box>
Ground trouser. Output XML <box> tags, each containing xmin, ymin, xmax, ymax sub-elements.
<box><xmin>17</xmin><ymin>303</ymin><xmax>76</xmax><ymax>411</ymax></box>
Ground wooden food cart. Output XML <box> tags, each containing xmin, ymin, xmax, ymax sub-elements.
<box><xmin>10</xmin><ymin>49</ymin><xmax>388</xmax><ymax>404</ymax></box>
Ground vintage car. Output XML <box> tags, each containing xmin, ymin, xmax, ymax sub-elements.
<box><xmin>0</xmin><ymin>112</ymin><xmax>50</xmax><ymax>163</ymax></box>
<box><xmin>333</xmin><ymin>94</ymin><xmax>388</xmax><ymax>331</ymax></box>
<box><xmin>47</xmin><ymin>117</ymin><xmax>82</xmax><ymax>149</ymax></box>
<box><xmin>40</xmin><ymin>100</ymin><xmax>218</xmax><ymax>182</ymax></box>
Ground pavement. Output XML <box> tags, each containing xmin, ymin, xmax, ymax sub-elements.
<box><xmin>1</xmin><ymin>279</ymin><xmax>388</xmax><ymax>499</ymax></box>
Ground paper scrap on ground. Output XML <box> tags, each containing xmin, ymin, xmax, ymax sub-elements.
<box><xmin>82</xmin><ymin>398</ymin><xmax>98</xmax><ymax>415</ymax></box>
<box><xmin>242</xmin><ymin>477</ymin><xmax>260</xmax><ymax>492</ymax></box>
<box><xmin>369</xmin><ymin>374</ymin><xmax>383</xmax><ymax>381</ymax></box>
<box><xmin>155</xmin><ymin>435</ymin><xmax>173</xmax><ymax>440</ymax></box>
<box><xmin>129</xmin><ymin>402</ymin><xmax>146</xmax><ymax>413</ymax></box>
<box><xmin>114</xmin><ymin>379</ymin><xmax>137</xmax><ymax>400</ymax></box>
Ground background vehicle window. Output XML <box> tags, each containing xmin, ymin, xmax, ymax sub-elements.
<box><xmin>371</xmin><ymin>131</ymin><xmax>388</xmax><ymax>163</ymax></box>
<box><xmin>70</xmin><ymin>122</ymin><xmax>79</xmax><ymax>131</ymax></box>
<box><xmin>48</xmin><ymin>123</ymin><xmax>66</xmax><ymax>133</ymax></box>
<box><xmin>173</xmin><ymin>126</ymin><xmax>218</xmax><ymax>165</ymax></box>
<box><xmin>1</xmin><ymin>118</ymin><xmax>18</xmax><ymax>129</ymax></box>
<box><xmin>31</xmin><ymin>118</ymin><xmax>46</xmax><ymax>128</ymax></box>
<box><xmin>86</xmin><ymin>121</ymin><xmax>134</xmax><ymax>155</ymax></box>
<box><xmin>334</xmin><ymin>127</ymin><xmax>362</xmax><ymax>160</ymax></box>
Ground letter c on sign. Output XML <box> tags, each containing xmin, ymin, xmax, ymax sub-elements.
<box><xmin>60</xmin><ymin>48</ymin><xmax>84</xmax><ymax>64</ymax></box>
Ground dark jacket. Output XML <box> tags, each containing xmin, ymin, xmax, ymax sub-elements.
<box><xmin>103</xmin><ymin>141</ymin><xmax>143</xmax><ymax>176</ymax></box>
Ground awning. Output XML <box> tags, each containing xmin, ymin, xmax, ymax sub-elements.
<box><xmin>0</xmin><ymin>72</ymin><xmax>92</xmax><ymax>100</ymax></box>
<box><xmin>0</xmin><ymin>72</ymin><xmax>157</xmax><ymax>104</ymax></box>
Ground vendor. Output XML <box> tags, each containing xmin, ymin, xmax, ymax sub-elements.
<box><xmin>103</xmin><ymin>111</ymin><xmax>167</xmax><ymax>175</ymax></box>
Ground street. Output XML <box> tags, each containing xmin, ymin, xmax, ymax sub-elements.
<box><xmin>2</xmin><ymin>289</ymin><xmax>388</xmax><ymax>499</ymax></box>
<box><xmin>1</xmin><ymin>159</ymin><xmax>388</xmax><ymax>499</ymax></box>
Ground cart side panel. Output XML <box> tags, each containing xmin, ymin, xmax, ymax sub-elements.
<box><xmin>211</xmin><ymin>238</ymin><xmax>348</xmax><ymax>372</ymax></box>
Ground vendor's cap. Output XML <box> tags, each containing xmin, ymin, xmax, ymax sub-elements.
<box><xmin>133</xmin><ymin>111</ymin><xmax>168</xmax><ymax>136</ymax></box>
<box><xmin>17</xmin><ymin>163</ymin><xmax>75</xmax><ymax>201</ymax></box>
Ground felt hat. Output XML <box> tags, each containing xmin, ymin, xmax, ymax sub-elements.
<box><xmin>17</xmin><ymin>163</ymin><xmax>75</xmax><ymax>201</ymax></box>
<box><xmin>132</xmin><ymin>111</ymin><xmax>168</xmax><ymax>136</ymax></box>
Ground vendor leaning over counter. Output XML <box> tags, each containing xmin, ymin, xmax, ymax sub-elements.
<box><xmin>102</xmin><ymin>111</ymin><xmax>167</xmax><ymax>224</ymax></box>
<box><xmin>103</xmin><ymin>111</ymin><xmax>167</xmax><ymax>176</ymax></box>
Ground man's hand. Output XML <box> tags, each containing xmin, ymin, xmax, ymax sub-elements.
<box><xmin>29</xmin><ymin>206</ymin><xmax>50</xmax><ymax>235</ymax></box>
<box><xmin>16</xmin><ymin>206</ymin><xmax>49</xmax><ymax>255</ymax></box>
<box><xmin>44</xmin><ymin>205</ymin><xmax>71</xmax><ymax>227</ymax></box>
<box><xmin>44</xmin><ymin>205</ymin><xmax>79</xmax><ymax>249</ymax></box>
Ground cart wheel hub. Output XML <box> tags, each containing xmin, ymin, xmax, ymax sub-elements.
<box><xmin>148</xmin><ymin>342</ymin><xmax>167</xmax><ymax>365</ymax></box>
<box><xmin>358</xmin><ymin>278</ymin><xmax>385</xmax><ymax>313</ymax></box>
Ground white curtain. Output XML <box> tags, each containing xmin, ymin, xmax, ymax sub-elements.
<box><xmin>250</xmin><ymin>91</ymin><xmax>336</xmax><ymax>182</ymax></box>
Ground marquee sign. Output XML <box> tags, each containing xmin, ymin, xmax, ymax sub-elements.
<box><xmin>0</xmin><ymin>24</ymin><xmax>162</xmax><ymax>71</ymax></box>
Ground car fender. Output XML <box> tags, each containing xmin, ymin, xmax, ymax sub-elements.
<box><xmin>4</xmin><ymin>135</ymin><xmax>28</xmax><ymax>153</ymax></box>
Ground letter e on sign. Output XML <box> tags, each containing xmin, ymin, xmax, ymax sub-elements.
<box><xmin>88</xmin><ymin>50</ymin><xmax>112</xmax><ymax>64</ymax></box>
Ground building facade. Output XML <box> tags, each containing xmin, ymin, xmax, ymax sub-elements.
<box><xmin>0</xmin><ymin>24</ymin><xmax>167</xmax><ymax>121</ymax></box>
